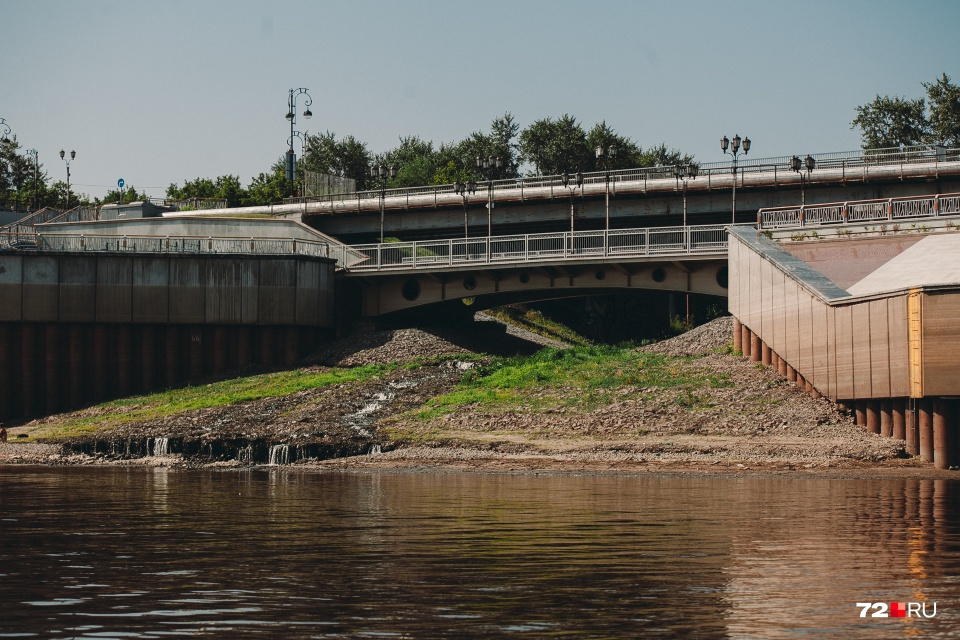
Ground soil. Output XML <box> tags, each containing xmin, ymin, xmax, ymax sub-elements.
<box><xmin>0</xmin><ymin>314</ymin><xmax>946</xmax><ymax>477</ymax></box>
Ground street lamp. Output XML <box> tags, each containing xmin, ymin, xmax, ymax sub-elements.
<box><xmin>26</xmin><ymin>149</ymin><xmax>38</xmax><ymax>210</ymax></box>
<box><xmin>454</xmin><ymin>177</ymin><xmax>477</xmax><ymax>238</ymax></box>
<box><xmin>562</xmin><ymin>169</ymin><xmax>584</xmax><ymax>240</ymax></box>
<box><xmin>0</xmin><ymin>118</ymin><xmax>10</xmax><ymax>142</ymax></box>
<box><xmin>596</xmin><ymin>145</ymin><xmax>617</xmax><ymax>231</ymax></box>
<box><xmin>674</xmin><ymin>162</ymin><xmax>699</xmax><ymax>229</ymax></box>
<box><xmin>370</xmin><ymin>162</ymin><xmax>396</xmax><ymax>243</ymax></box>
<box><xmin>476</xmin><ymin>155</ymin><xmax>502</xmax><ymax>238</ymax></box>
<box><xmin>59</xmin><ymin>149</ymin><xmax>76</xmax><ymax>209</ymax></box>
<box><xmin>720</xmin><ymin>134</ymin><xmax>750</xmax><ymax>224</ymax></box>
<box><xmin>790</xmin><ymin>154</ymin><xmax>816</xmax><ymax>206</ymax></box>
<box><xmin>285</xmin><ymin>87</ymin><xmax>313</xmax><ymax>197</ymax></box>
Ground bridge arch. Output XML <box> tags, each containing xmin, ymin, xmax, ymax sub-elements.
<box><xmin>352</xmin><ymin>258</ymin><xmax>728</xmax><ymax>316</ymax></box>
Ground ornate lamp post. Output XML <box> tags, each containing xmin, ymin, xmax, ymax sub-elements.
<box><xmin>0</xmin><ymin>118</ymin><xmax>10</xmax><ymax>141</ymax></box>
<box><xmin>596</xmin><ymin>145</ymin><xmax>617</xmax><ymax>231</ymax></box>
<box><xmin>674</xmin><ymin>162</ymin><xmax>699</xmax><ymax>230</ymax></box>
<box><xmin>476</xmin><ymin>155</ymin><xmax>502</xmax><ymax>238</ymax></box>
<box><xmin>59</xmin><ymin>149</ymin><xmax>76</xmax><ymax>209</ymax></box>
<box><xmin>26</xmin><ymin>149</ymin><xmax>38</xmax><ymax>210</ymax></box>
<box><xmin>285</xmin><ymin>88</ymin><xmax>312</xmax><ymax>197</ymax></box>
<box><xmin>561</xmin><ymin>169</ymin><xmax>584</xmax><ymax>242</ymax></box>
<box><xmin>454</xmin><ymin>177</ymin><xmax>477</xmax><ymax>238</ymax></box>
<box><xmin>790</xmin><ymin>154</ymin><xmax>816</xmax><ymax>206</ymax></box>
<box><xmin>720</xmin><ymin>134</ymin><xmax>750</xmax><ymax>224</ymax></box>
<box><xmin>370</xmin><ymin>162</ymin><xmax>396</xmax><ymax>243</ymax></box>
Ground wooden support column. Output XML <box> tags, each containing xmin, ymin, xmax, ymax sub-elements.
<box><xmin>761</xmin><ymin>342</ymin><xmax>772</xmax><ymax>367</ymax></box>
<box><xmin>750</xmin><ymin>331</ymin><xmax>761</xmax><ymax>363</ymax></box>
<box><xmin>733</xmin><ymin>318</ymin><xmax>742</xmax><ymax>353</ymax></box>
<box><xmin>741</xmin><ymin>325</ymin><xmax>751</xmax><ymax>359</ymax></box>
<box><xmin>919</xmin><ymin>399</ymin><xmax>934</xmax><ymax>462</ymax></box>
<box><xmin>866</xmin><ymin>401</ymin><xmax>881</xmax><ymax>435</ymax></box>
<box><xmin>892</xmin><ymin>400</ymin><xmax>906</xmax><ymax>441</ymax></box>
<box><xmin>905</xmin><ymin>402</ymin><xmax>919</xmax><ymax>456</ymax></box>
<box><xmin>855</xmin><ymin>401</ymin><xmax>867</xmax><ymax>427</ymax></box>
<box><xmin>786</xmin><ymin>364</ymin><xmax>797</xmax><ymax>383</ymax></box>
<box><xmin>933</xmin><ymin>398</ymin><xmax>958</xmax><ymax>470</ymax></box>
<box><xmin>880</xmin><ymin>400</ymin><xmax>893</xmax><ymax>438</ymax></box>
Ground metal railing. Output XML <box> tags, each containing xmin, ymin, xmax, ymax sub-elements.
<box><xmin>347</xmin><ymin>224</ymin><xmax>728</xmax><ymax>272</ymax></box>
<box><xmin>26</xmin><ymin>233</ymin><xmax>356</xmax><ymax>266</ymax></box>
<box><xmin>758</xmin><ymin>192</ymin><xmax>960</xmax><ymax>229</ymax></box>
<box><xmin>286</xmin><ymin>144</ymin><xmax>960</xmax><ymax>209</ymax></box>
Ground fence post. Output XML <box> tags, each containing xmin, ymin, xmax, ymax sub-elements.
<box><xmin>842</xmin><ymin>203</ymin><xmax>848</xmax><ymax>223</ymax></box>
<box><xmin>934</xmin><ymin>195</ymin><xmax>940</xmax><ymax>217</ymax></box>
<box><xmin>887</xmin><ymin>198</ymin><xmax>893</xmax><ymax>221</ymax></box>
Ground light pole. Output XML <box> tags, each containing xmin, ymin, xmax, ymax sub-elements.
<box><xmin>596</xmin><ymin>145</ymin><xmax>617</xmax><ymax>231</ymax></box>
<box><xmin>476</xmin><ymin>155</ymin><xmax>502</xmax><ymax>238</ymax></box>
<box><xmin>674</xmin><ymin>162</ymin><xmax>699</xmax><ymax>230</ymax></box>
<box><xmin>790</xmin><ymin>154</ymin><xmax>816</xmax><ymax>206</ymax></box>
<box><xmin>720</xmin><ymin>134</ymin><xmax>750</xmax><ymax>224</ymax></box>
<box><xmin>59</xmin><ymin>149</ymin><xmax>75</xmax><ymax>209</ymax></box>
<box><xmin>26</xmin><ymin>149</ymin><xmax>38</xmax><ymax>210</ymax></box>
<box><xmin>285</xmin><ymin>88</ymin><xmax>312</xmax><ymax>197</ymax></box>
<box><xmin>370</xmin><ymin>162</ymin><xmax>396</xmax><ymax>243</ymax></box>
<box><xmin>0</xmin><ymin>118</ymin><xmax>10</xmax><ymax>142</ymax></box>
<box><xmin>562</xmin><ymin>169</ymin><xmax>584</xmax><ymax>246</ymax></box>
<box><xmin>454</xmin><ymin>177</ymin><xmax>477</xmax><ymax>238</ymax></box>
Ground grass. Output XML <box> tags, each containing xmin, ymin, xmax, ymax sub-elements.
<box><xmin>406</xmin><ymin>344</ymin><xmax>733</xmax><ymax>422</ymax></box>
<box><xmin>29</xmin><ymin>363</ymin><xmax>396</xmax><ymax>440</ymax></box>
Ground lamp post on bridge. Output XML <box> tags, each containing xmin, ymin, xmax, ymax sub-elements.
<box><xmin>0</xmin><ymin>118</ymin><xmax>11</xmax><ymax>142</ymax></box>
<box><xmin>674</xmin><ymin>162</ymin><xmax>699</xmax><ymax>231</ymax></box>
<box><xmin>26</xmin><ymin>149</ymin><xmax>38</xmax><ymax>211</ymax></box>
<box><xmin>562</xmin><ymin>169</ymin><xmax>584</xmax><ymax>252</ymax></box>
<box><xmin>370</xmin><ymin>162</ymin><xmax>396</xmax><ymax>243</ymax></box>
<box><xmin>790</xmin><ymin>154</ymin><xmax>816</xmax><ymax>207</ymax></box>
<box><xmin>720</xmin><ymin>134</ymin><xmax>750</xmax><ymax>224</ymax></box>
<box><xmin>285</xmin><ymin>88</ymin><xmax>313</xmax><ymax>197</ymax></box>
<box><xmin>454</xmin><ymin>177</ymin><xmax>477</xmax><ymax>238</ymax></box>
<box><xmin>476</xmin><ymin>155</ymin><xmax>502</xmax><ymax>238</ymax></box>
<box><xmin>59</xmin><ymin>149</ymin><xmax>75</xmax><ymax>209</ymax></box>
<box><xmin>596</xmin><ymin>145</ymin><xmax>617</xmax><ymax>232</ymax></box>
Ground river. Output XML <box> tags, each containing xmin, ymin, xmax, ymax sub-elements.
<box><xmin>0</xmin><ymin>467</ymin><xmax>957</xmax><ymax>638</ymax></box>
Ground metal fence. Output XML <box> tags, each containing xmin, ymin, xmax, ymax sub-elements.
<box><xmin>285</xmin><ymin>144</ymin><xmax>960</xmax><ymax>209</ymax></box>
<box><xmin>347</xmin><ymin>224</ymin><xmax>728</xmax><ymax>272</ymax></box>
<box><xmin>757</xmin><ymin>192</ymin><xmax>960</xmax><ymax>229</ymax></box>
<box><xmin>23</xmin><ymin>233</ymin><xmax>356</xmax><ymax>266</ymax></box>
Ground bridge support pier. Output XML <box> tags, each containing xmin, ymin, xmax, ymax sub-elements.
<box><xmin>855</xmin><ymin>401</ymin><xmax>866</xmax><ymax>427</ymax></box>
<box><xmin>750</xmin><ymin>331</ymin><xmax>761</xmax><ymax>363</ymax></box>
<box><xmin>866</xmin><ymin>402</ymin><xmax>881</xmax><ymax>434</ymax></box>
<box><xmin>905</xmin><ymin>403</ymin><xmax>919</xmax><ymax>456</ymax></box>
<box><xmin>892</xmin><ymin>400</ymin><xmax>906</xmax><ymax>441</ymax></box>
<box><xmin>786</xmin><ymin>365</ymin><xmax>797</xmax><ymax>383</ymax></box>
<box><xmin>919</xmin><ymin>399</ymin><xmax>934</xmax><ymax>462</ymax></box>
<box><xmin>741</xmin><ymin>326</ymin><xmax>752</xmax><ymax>359</ymax></box>
<box><xmin>761</xmin><ymin>342</ymin><xmax>772</xmax><ymax>367</ymax></box>
<box><xmin>933</xmin><ymin>398</ymin><xmax>958</xmax><ymax>469</ymax></box>
<box><xmin>733</xmin><ymin>318</ymin><xmax>742</xmax><ymax>353</ymax></box>
<box><xmin>880</xmin><ymin>400</ymin><xmax>893</xmax><ymax>438</ymax></box>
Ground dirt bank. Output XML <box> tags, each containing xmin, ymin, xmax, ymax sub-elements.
<box><xmin>0</xmin><ymin>314</ymin><xmax>938</xmax><ymax>475</ymax></box>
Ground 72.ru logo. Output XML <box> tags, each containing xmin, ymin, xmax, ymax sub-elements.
<box><xmin>857</xmin><ymin>602</ymin><xmax>937</xmax><ymax>618</ymax></box>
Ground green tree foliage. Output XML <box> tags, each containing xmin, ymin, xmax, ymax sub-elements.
<box><xmin>852</xmin><ymin>95</ymin><xmax>928</xmax><ymax>149</ymax></box>
<box><xmin>99</xmin><ymin>186</ymin><xmax>148</xmax><ymax>205</ymax></box>
<box><xmin>244</xmin><ymin>163</ymin><xmax>288</xmax><ymax>206</ymax></box>
<box><xmin>166</xmin><ymin>174</ymin><xmax>245</xmax><ymax>207</ymax></box>
<box><xmin>924</xmin><ymin>73</ymin><xmax>960</xmax><ymax>147</ymax></box>
<box><xmin>851</xmin><ymin>73</ymin><xmax>960</xmax><ymax>149</ymax></box>
<box><xmin>303</xmin><ymin>131</ymin><xmax>373</xmax><ymax>190</ymax></box>
<box><xmin>518</xmin><ymin>114</ymin><xmax>590</xmax><ymax>175</ymax></box>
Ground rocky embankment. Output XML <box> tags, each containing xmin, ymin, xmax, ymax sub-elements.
<box><xmin>0</xmin><ymin>314</ymin><xmax>920</xmax><ymax>473</ymax></box>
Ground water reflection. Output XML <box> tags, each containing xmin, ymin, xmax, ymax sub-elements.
<box><xmin>0</xmin><ymin>468</ymin><xmax>957</xmax><ymax>638</ymax></box>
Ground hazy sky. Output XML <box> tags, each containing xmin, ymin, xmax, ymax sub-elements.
<box><xmin>3</xmin><ymin>0</ymin><xmax>958</xmax><ymax>200</ymax></box>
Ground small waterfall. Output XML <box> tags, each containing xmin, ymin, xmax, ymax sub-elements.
<box><xmin>367</xmin><ymin>444</ymin><xmax>382</xmax><ymax>455</ymax></box>
<box><xmin>153</xmin><ymin>437</ymin><xmax>170</xmax><ymax>456</ymax></box>
<box><xmin>268</xmin><ymin>444</ymin><xmax>290</xmax><ymax>466</ymax></box>
<box><xmin>239</xmin><ymin>445</ymin><xmax>253</xmax><ymax>464</ymax></box>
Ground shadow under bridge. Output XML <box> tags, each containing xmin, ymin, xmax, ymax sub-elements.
<box><xmin>343</xmin><ymin>224</ymin><xmax>730</xmax><ymax>316</ymax></box>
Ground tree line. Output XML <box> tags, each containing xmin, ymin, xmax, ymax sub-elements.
<box><xmin>3</xmin><ymin>75</ymin><xmax>958</xmax><ymax>213</ymax></box>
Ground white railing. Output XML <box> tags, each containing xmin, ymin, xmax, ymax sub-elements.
<box><xmin>287</xmin><ymin>144</ymin><xmax>960</xmax><ymax>209</ymax></box>
<box><xmin>347</xmin><ymin>224</ymin><xmax>728</xmax><ymax>272</ymax></box>
<box><xmin>758</xmin><ymin>192</ymin><xmax>960</xmax><ymax>230</ymax></box>
<box><xmin>31</xmin><ymin>233</ymin><xmax>356</xmax><ymax>266</ymax></box>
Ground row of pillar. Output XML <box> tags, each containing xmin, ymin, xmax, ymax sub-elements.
<box><xmin>732</xmin><ymin>317</ymin><xmax>959</xmax><ymax>470</ymax></box>
<box><xmin>0</xmin><ymin>322</ymin><xmax>323</xmax><ymax>422</ymax></box>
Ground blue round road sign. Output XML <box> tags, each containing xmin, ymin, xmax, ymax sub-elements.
<box><xmin>118</xmin><ymin>178</ymin><xmax>125</xmax><ymax>188</ymax></box>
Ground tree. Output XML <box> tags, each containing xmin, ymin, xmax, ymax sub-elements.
<box><xmin>99</xmin><ymin>186</ymin><xmax>148</xmax><ymax>205</ymax></box>
<box><xmin>924</xmin><ymin>73</ymin><xmax>960</xmax><ymax>147</ymax></box>
<box><xmin>852</xmin><ymin>95</ymin><xmax>928</xmax><ymax>149</ymax></box>
<box><xmin>585</xmin><ymin>122</ymin><xmax>643</xmax><ymax>171</ymax></box>
<box><xmin>245</xmin><ymin>163</ymin><xmax>288</xmax><ymax>206</ymax></box>
<box><xmin>518</xmin><ymin>114</ymin><xmax>590</xmax><ymax>176</ymax></box>
<box><xmin>303</xmin><ymin>131</ymin><xmax>372</xmax><ymax>190</ymax></box>
<box><xmin>636</xmin><ymin>142</ymin><xmax>692</xmax><ymax>168</ymax></box>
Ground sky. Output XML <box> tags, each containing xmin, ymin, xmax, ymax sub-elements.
<box><xmin>3</xmin><ymin>0</ymin><xmax>959</xmax><ymax>201</ymax></box>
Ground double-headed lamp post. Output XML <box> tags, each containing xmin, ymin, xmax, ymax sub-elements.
<box><xmin>477</xmin><ymin>155</ymin><xmax>502</xmax><ymax>237</ymax></box>
<box><xmin>285</xmin><ymin>88</ymin><xmax>313</xmax><ymax>197</ymax></box>
<box><xmin>674</xmin><ymin>162</ymin><xmax>699</xmax><ymax>229</ymax></box>
<box><xmin>59</xmin><ymin>149</ymin><xmax>75</xmax><ymax>209</ymax></box>
<box><xmin>0</xmin><ymin>117</ymin><xmax>11</xmax><ymax>141</ymax></box>
<box><xmin>790</xmin><ymin>154</ymin><xmax>816</xmax><ymax>206</ymax></box>
<box><xmin>596</xmin><ymin>145</ymin><xmax>617</xmax><ymax>231</ymax></box>
<box><xmin>720</xmin><ymin>134</ymin><xmax>750</xmax><ymax>224</ymax></box>
<box><xmin>371</xmin><ymin>163</ymin><xmax>396</xmax><ymax>243</ymax></box>
<box><xmin>454</xmin><ymin>177</ymin><xmax>478</xmax><ymax>238</ymax></box>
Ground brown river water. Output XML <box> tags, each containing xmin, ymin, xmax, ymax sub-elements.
<box><xmin>0</xmin><ymin>467</ymin><xmax>958</xmax><ymax>639</ymax></box>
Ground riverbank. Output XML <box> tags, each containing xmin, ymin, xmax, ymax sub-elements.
<box><xmin>0</xmin><ymin>313</ymin><xmax>941</xmax><ymax>475</ymax></box>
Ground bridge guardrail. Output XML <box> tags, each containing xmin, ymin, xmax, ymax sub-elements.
<box><xmin>347</xmin><ymin>224</ymin><xmax>728</xmax><ymax>272</ymax></box>
<box><xmin>285</xmin><ymin>144</ymin><xmax>960</xmax><ymax>209</ymax></box>
<box><xmin>758</xmin><ymin>192</ymin><xmax>960</xmax><ymax>229</ymax></box>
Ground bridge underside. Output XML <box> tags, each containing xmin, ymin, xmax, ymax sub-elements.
<box><xmin>351</xmin><ymin>257</ymin><xmax>728</xmax><ymax>316</ymax></box>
